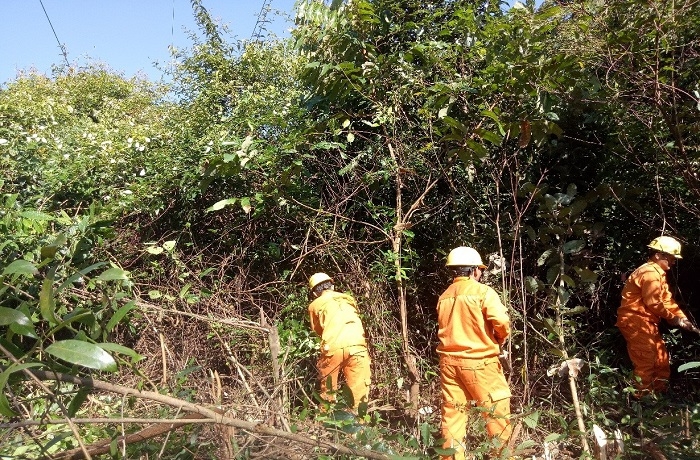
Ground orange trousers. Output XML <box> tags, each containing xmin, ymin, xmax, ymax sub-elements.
<box><xmin>317</xmin><ymin>345</ymin><xmax>371</xmax><ymax>409</ymax></box>
<box><xmin>618</xmin><ymin>317</ymin><xmax>670</xmax><ymax>394</ymax></box>
<box><xmin>439</xmin><ymin>357</ymin><xmax>512</xmax><ymax>460</ymax></box>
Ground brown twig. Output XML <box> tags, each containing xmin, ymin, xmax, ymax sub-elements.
<box><xmin>0</xmin><ymin>344</ymin><xmax>92</xmax><ymax>460</ymax></box>
<box><xmin>19</xmin><ymin>369</ymin><xmax>391</xmax><ymax>460</ymax></box>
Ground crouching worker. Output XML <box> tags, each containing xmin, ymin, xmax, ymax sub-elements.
<box><xmin>307</xmin><ymin>272</ymin><xmax>371</xmax><ymax>410</ymax></box>
<box><xmin>616</xmin><ymin>236</ymin><xmax>697</xmax><ymax>396</ymax></box>
<box><xmin>437</xmin><ymin>247</ymin><xmax>512</xmax><ymax>460</ymax></box>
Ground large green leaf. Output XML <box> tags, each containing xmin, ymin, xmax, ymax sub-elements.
<box><xmin>206</xmin><ymin>198</ymin><xmax>237</xmax><ymax>212</ymax></box>
<box><xmin>67</xmin><ymin>387</ymin><xmax>90</xmax><ymax>417</ymax></box>
<box><xmin>45</xmin><ymin>340</ymin><xmax>118</xmax><ymax>372</ymax></box>
<box><xmin>0</xmin><ymin>307</ymin><xmax>31</xmax><ymax>327</ymax></box>
<box><xmin>39</xmin><ymin>278</ymin><xmax>58</xmax><ymax>325</ymax></box>
<box><xmin>106</xmin><ymin>301</ymin><xmax>136</xmax><ymax>332</ymax></box>
<box><xmin>19</xmin><ymin>210</ymin><xmax>54</xmax><ymax>221</ymax></box>
<box><xmin>2</xmin><ymin>260</ymin><xmax>38</xmax><ymax>276</ymax></box>
<box><xmin>98</xmin><ymin>342</ymin><xmax>144</xmax><ymax>362</ymax></box>
<box><xmin>58</xmin><ymin>262</ymin><xmax>107</xmax><ymax>292</ymax></box>
<box><xmin>678</xmin><ymin>362</ymin><xmax>700</xmax><ymax>372</ymax></box>
<box><xmin>96</xmin><ymin>267</ymin><xmax>129</xmax><ymax>282</ymax></box>
<box><xmin>563</xmin><ymin>239</ymin><xmax>585</xmax><ymax>254</ymax></box>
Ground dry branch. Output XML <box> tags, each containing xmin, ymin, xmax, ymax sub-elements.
<box><xmin>21</xmin><ymin>369</ymin><xmax>391</xmax><ymax>460</ymax></box>
<box><xmin>39</xmin><ymin>413</ymin><xmax>214</xmax><ymax>460</ymax></box>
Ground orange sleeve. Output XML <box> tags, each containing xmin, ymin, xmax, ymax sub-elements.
<box><xmin>484</xmin><ymin>288</ymin><xmax>510</xmax><ymax>345</ymax></box>
<box><xmin>308</xmin><ymin>302</ymin><xmax>325</xmax><ymax>337</ymax></box>
<box><xmin>639</xmin><ymin>271</ymin><xmax>685</xmax><ymax>321</ymax></box>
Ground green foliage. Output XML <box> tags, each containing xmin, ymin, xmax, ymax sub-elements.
<box><xmin>0</xmin><ymin>68</ymin><xmax>176</xmax><ymax>217</ymax></box>
<box><xmin>3</xmin><ymin>0</ymin><xmax>700</xmax><ymax>457</ymax></box>
<box><xmin>0</xmin><ymin>191</ymin><xmax>140</xmax><ymax>454</ymax></box>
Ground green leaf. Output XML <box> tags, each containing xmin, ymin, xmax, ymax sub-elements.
<box><xmin>146</xmin><ymin>246</ymin><xmax>164</xmax><ymax>255</ymax></box>
<box><xmin>240</xmin><ymin>197</ymin><xmax>252</xmax><ymax>214</ymax></box>
<box><xmin>543</xmin><ymin>318</ymin><xmax>559</xmax><ymax>336</ymax></box>
<box><xmin>0</xmin><ymin>393</ymin><xmax>15</xmax><ymax>418</ymax></box>
<box><xmin>40</xmin><ymin>234</ymin><xmax>68</xmax><ymax>261</ymax></box>
<box><xmin>106</xmin><ymin>301</ymin><xmax>136</xmax><ymax>332</ymax></box>
<box><xmin>480</xmin><ymin>110</ymin><xmax>501</xmax><ymax>123</ymax></box>
<box><xmin>441</xmin><ymin>116</ymin><xmax>468</xmax><ymax>133</ymax></box>
<box><xmin>0</xmin><ymin>362</ymin><xmax>43</xmax><ymax>390</ymax></box>
<box><xmin>563</xmin><ymin>240</ymin><xmax>585</xmax><ymax>254</ymax></box>
<box><xmin>560</xmin><ymin>274</ymin><xmax>576</xmax><ymax>288</ymax></box>
<box><xmin>98</xmin><ymin>342</ymin><xmax>144</xmax><ymax>362</ymax></box>
<box><xmin>576</xmin><ymin>268</ymin><xmax>598</xmax><ymax>283</ymax></box>
<box><xmin>10</xmin><ymin>321</ymin><xmax>38</xmax><ymax>339</ymax></box>
<box><xmin>522</xmin><ymin>411</ymin><xmax>540</xmax><ymax>429</ymax></box>
<box><xmin>474</xmin><ymin>128</ymin><xmax>503</xmax><ymax>145</ymax></box>
<box><xmin>549</xmin><ymin>348</ymin><xmax>566</xmax><ymax>358</ymax></box>
<box><xmin>465</xmin><ymin>139</ymin><xmax>489</xmax><ymax>159</ymax></box>
<box><xmin>58</xmin><ymin>262</ymin><xmax>107</xmax><ymax>292</ymax></box>
<box><xmin>544</xmin><ymin>432</ymin><xmax>564</xmax><ymax>443</ymax></box>
<box><xmin>206</xmin><ymin>198</ymin><xmax>237</xmax><ymax>212</ymax></box>
<box><xmin>96</xmin><ymin>267</ymin><xmax>129</xmax><ymax>282</ymax></box>
<box><xmin>525</xmin><ymin>276</ymin><xmax>540</xmax><ymax>293</ymax></box>
<box><xmin>2</xmin><ymin>259</ymin><xmax>38</xmax><ymax>276</ymax></box>
<box><xmin>62</xmin><ymin>308</ymin><xmax>95</xmax><ymax>326</ymax></box>
<box><xmin>561</xmin><ymin>306</ymin><xmax>588</xmax><ymax>316</ymax></box>
<box><xmin>39</xmin><ymin>278</ymin><xmax>58</xmax><ymax>325</ymax></box>
<box><xmin>67</xmin><ymin>387</ymin><xmax>90</xmax><ymax>417</ymax></box>
<box><xmin>546</xmin><ymin>265</ymin><xmax>560</xmax><ymax>284</ymax></box>
<box><xmin>19</xmin><ymin>210</ymin><xmax>54</xmax><ymax>221</ymax></box>
<box><xmin>45</xmin><ymin>340</ymin><xmax>118</xmax><ymax>372</ymax></box>
<box><xmin>0</xmin><ymin>307</ymin><xmax>31</xmax><ymax>327</ymax></box>
<box><xmin>40</xmin><ymin>245</ymin><xmax>59</xmax><ymax>261</ymax></box>
<box><xmin>678</xmin><ymin>362</ymin><xmax>700</xmax><ymax>372</ymax></box>
<box><xmin>537</xmin><ymin>249</ymin><xmax>552</xmax><ymax>266</ymax></box>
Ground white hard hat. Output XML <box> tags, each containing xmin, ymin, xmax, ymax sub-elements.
<box><xmin>648</xmin><ymin>236</ymin><xmax>682</xmax><ymax>259</ymax></box>
<box><xmin>309</xmin><ymin>272</ymin><xmax>333</xmax><ymax>290</ymax></box>
<box><xmin>446</xmin><ymin>246</ymin><xmax>487</xmax><ymax>268</ymax></box>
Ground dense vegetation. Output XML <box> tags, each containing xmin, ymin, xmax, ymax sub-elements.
<box><xmin>2</xmin><ymin>0</ymin><xmax>699</xmax><ymax>458</ymax></box>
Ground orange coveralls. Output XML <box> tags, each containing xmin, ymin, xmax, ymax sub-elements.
<box><xmin>616</xmin><ymin>260</ymin><xmax>687</xmax><ymax>394</ymax></box>
<box><xmin>436</xmin><ymin>277</ymin><xmax>512</xmax><ymax>460</ymax></box>
<box><xmin>308</xmin><ymin>290</ymin><xmax>371</xmax><ymax>408</ymax></box>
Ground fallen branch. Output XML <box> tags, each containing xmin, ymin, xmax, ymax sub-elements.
<box><xmin>39</xmin><ymin>413</ymin><xmax>214</xmax><ymax>460</ymax></box>
<box><xmin>22</xmin><ymin>369</ymin><xmax>390</xmax><ymax>460</ymax></box>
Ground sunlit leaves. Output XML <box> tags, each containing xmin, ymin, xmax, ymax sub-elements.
<box><xmin>45</xmin><ymin>340</ymin><xmax>118</xmax><ymax>372</ymax></box>
<box><xmin>39</xmin><ymin>278</ymin><xmax>58</xmax><ymax>325</ymax></box>
<box><xmin>2</xmin><ymin>260</ymin><xmax>38</xmax><ymax>277</ymax></box>
<box><xmin>0</xmin><ymin>307</ymin><xmax>31</xmax><ymax>327</ymax></box>
<box><xmin>96</xmin><ymin>267</ymin><xmax>129</xmax><ymax>282</ymax></box>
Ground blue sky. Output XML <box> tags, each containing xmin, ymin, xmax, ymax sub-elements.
<box><xmin>0</xmin><ymin>0</ymin><xmax>297</xmax><ymax>85</ymax></box>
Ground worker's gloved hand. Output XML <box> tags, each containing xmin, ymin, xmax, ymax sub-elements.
<box><xmin>670</xmin><ymin>317</ymin><xmax>700</xmax><ymax>333</ymax></box>
<box><xmin>498</xmin><ymin>349</ymin><xmax>511</xmax><ymax>373</ymax></box>
<box><xmin>682</xmin><ymin>320</ymin><xmax>700</xmax><ymax>334</ymax></box>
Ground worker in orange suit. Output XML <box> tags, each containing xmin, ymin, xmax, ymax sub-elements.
<box><xmin>307</xmin><ymin>272</ymin><xmax>371</xmax><ymax>410</ymax></box>
<box><xmin>616</xmin><ymin>236</ymin><xmax>697</xmax><ymax>396</ymax></box>
<box><xmin>436</xmin><ymin>247</ymin><xmax>512</xmax><ymax>460</ymax></box>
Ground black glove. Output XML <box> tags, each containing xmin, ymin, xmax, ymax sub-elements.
<box><xmin>671</xmin><ymin>317</ymin><xmax>700</xmax><ymax>334</ymax></box>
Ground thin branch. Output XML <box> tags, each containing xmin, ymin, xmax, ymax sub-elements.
<box><xmin>0</xmin><ymin>344</ymin><xmax>92</xmax><ymax>460</ymax></box>
<box><xmin>17</xmin><ymin>369</ymin><xmax>391</xmax><ymax>460</ymax></box>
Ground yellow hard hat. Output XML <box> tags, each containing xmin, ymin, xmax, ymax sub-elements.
<box><xmin>446</xmin><ymin>246</ymin><xmax>487</xmax><ymax>268</ymax></box>
<box><xmin>648</xmin><ymin>236</ymin><xmax>682</xmax><ymax>259</ymax></box>
<box><xmin>309</xmin><ymin>272</ymin><xmax>333</xmax><ymax>290</ymax></box>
